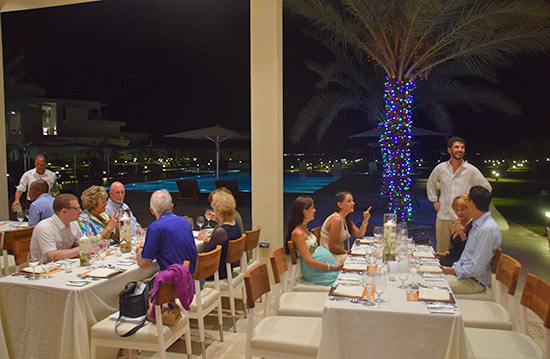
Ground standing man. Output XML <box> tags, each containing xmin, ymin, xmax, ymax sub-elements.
<box><xmin>30</xmin><ymin>194</ymin><xmax>83</xmax><ymax>260</ymax></box>
<box><xmin>11</xmin><ymin>153</ymin><xmax>56</xmax><ymax>212</ymax></box>
<box><xmin>27</xmin><ymin>180</ymin><xmax>55</xmax><ymax>226</ymax></box>
<box><xmin>427</xmin><ymin>137</ymin><xmax>491</xmax><ymax>252</ymax></box>
<box><xmin>136</xmin><ymin>190</ymin><xmax>198</xmax><ymax>273</ymax></box>
<box><xmin>105</xmin><ymin>181</ymin><xmax>144</xmax><ymax>235</ymax></box>
<box><xmin>442</xmin><ymin>186</ymin><xmax>501</xmax><ymax>294</ymax></box>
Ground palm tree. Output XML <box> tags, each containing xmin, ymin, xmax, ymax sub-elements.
<box><xmin>286</xmin><ymin>0</ymin><xmax>550</xmax><ymax>220</ymax></box>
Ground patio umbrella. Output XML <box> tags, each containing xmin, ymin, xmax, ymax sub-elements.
<box><xmin>165</xmin><ymin>124</ymin><xmax>250</xmax><ymax>179</ymax></box>
<box><xmin>350</xmin><ymin>126</ymin><xmax>445</xmax><ymax>138</ymax></box>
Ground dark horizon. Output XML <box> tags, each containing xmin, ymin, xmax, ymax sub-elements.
<box><xmin>1</xmin><ymin>0</ymin><xmax>550</xmax><ymax>156</ymax></box>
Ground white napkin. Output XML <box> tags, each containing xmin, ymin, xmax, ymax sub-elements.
<box><xmin>22</xmin><ymin>264</ymin><xmax>57</xmax><ymax>273</ymax></box>
<box><xmin>350</xmin><ymin>248</ymin><xmax>367</xmax><ymax>256</ymax></box>
<box><xmin>343</xmin><ymin>263</ymin><xmax>367</xmax><ymax>271</ymax></box>
<box><xmin>418</xmin><ymin>265</ymin><xmax>443</xmax><ymax>273</ymax></box>
<box><xmin>419</xmin><ymin>288</ymin><xmax>450</xmax><ymax>301</ymax></box>
<box><xmin>413</xmin><ymin>251</ymin><xmax>435</xmax><ymax>258</ymax></box>
<box><xmin>87</xmin><ymin>268</ymin><xmax>119</xmax><ymax>278</ymax></box>
<box><xmin>357</xmin><ymin>237</ymin><xmax>374</xmax><ymax>244</ymax></box>
<box><xmin>333</xmin><ymin>285</ymin><xmax>364</xmax><ymax>298</ymax></box>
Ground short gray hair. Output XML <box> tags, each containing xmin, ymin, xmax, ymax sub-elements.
<box><xmin>150</xmin><ymin>189</ymin><xmax>173</xmax><ymax>215</ymax></box>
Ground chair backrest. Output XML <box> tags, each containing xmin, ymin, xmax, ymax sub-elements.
<box><xmin>287</xmin><ymin>240</ymin><xmax>298</xmax><ymax>265</ymax></box>
<box><xmin>520</xmin><ymin>273</ymin><xmax>550</xmax><ymax>329</ymax></box>
<box><xmin>491</xmin><ymin>247</ymin><xmax>502</xmax><ymax>274</ymax></box>
<box><xmin>193</xmin><ymin>245</ymin><xmax>222</xmax><ymax>280</ymax></box>
<box><xmin>214</xmin><ymin>180</ymin><xmax>239</xmax><ymax>198</ymax></box>
<box><xmin>244</xmin><ymin>263</ymin><xmax>271</xmax><ymax>309</ymax></box>
<box><xmin>311</xmin><ymin>226</ymin><xmax>321</xmax><ymax>240</ymax></box>
<box><xmin>495</xmin><ymin>253</ymin><xmax>521</xmax><ymax>296</ymax></box>
<box><xmin>269</xmin><ymin>247</ymin><xmax>288</xmax><ymax>284</ymax></box>
<box><xmin>244</xmin><ymin>226</ymin><xmax>261</xmax><ymax>251</ymax></box>
<box><xmin>226</xmin><ymin>235</ymin><xmax>246</xmax><ymax>264</ymax></box>
<box><xmin>2</xmin><ymin>226</ymin><xmax>35</xmax><ymax>250</ymax></box>
<box><xmin>176</xmin><ymin>180</ymin><xmax>200</xmax><ymax>197</ymax></box>
<box><xmin>12</xmin><ymin>238</ymin><xmax>31</xmax><ymax>266</ymax></box>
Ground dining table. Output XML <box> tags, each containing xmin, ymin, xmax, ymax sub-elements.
<box><xmin>316</xmin><ymin>238</ymin><xmax>469</xmax><ymax>359</ymax></box>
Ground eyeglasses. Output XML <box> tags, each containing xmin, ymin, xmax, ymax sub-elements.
<box><xmin>65</xmin><ymin>207</ymin><xmax>81</xmax><ymax>211</ymax></box>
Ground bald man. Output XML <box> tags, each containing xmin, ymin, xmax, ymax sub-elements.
<box><xmin>105</xmin><ymin>181</ymin><xmax>144</xmax><ymax>235</ymax></box>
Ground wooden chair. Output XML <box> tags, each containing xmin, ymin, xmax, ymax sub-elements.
<box><xmin>287</xmin><ymin>241</ymin><xmax>331</xmax><ymax>293</ymax></box>
<box><xmin>214</xmin><ymin>180</ymin><xmax>239</xmax><ymax>202</ymax></box>
<box><xmin>11</xmin><ymin>237</ymin><xmax>31</xmax><ymax>272</ymax></box>
<box><xmin>244</xmin><ymin>263</ymin><xmax>322</xmax><ymax>359</ymax></box>
<box><xmin>269</xmin><ymin>247</ymin><xmax>326</xmax><ymax>317</ymax></box>
<box><xmin>90</xmin><ymin>281</ymin><xmax>193</xmax><ymax>359</ymax></box>
<box><xmin>465</xmin><ymin>273</ymin><xmax>550</xmax><ymax>358</ymax></box>
<box><xmin>457</xmin><ymin>253</ymin><xmax>521</xmax><ymax>330</ymax></box>
<box><xmin>311</xmin><ymin>226</ymin><xmax>321</xmax><ymax>241</ymax></box>
<box><xmin>188</xmin><ymin>245</ymin><xmax>224</xmax><ymax>359</ymax></box>
<box><xmin>1</xmin><ymin>226</ymin><xmax>35</xmax><ymax>276</ymax></box>
<box><xmin>455</xmin><ymin>246</ymin><xmax>502</xmax><ymax>302</ymax></box>
<box><xmin>242</xmin><ymin>226</ymin><xmax>261</xmax><ymax>273</ymax></box>
<box><xmin>175</xmin><ymin>179</ymin><xmax>201</xmax><ymax>210</ymax></box>
<box><xmin>204</xmin><ymin>234</ymin><xmax>247</xmax><ymax>332</ymax></box>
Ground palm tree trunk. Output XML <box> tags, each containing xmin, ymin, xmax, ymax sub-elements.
<box><xmin>379</xmin><ymin>77</ymin><xmax>414</xmax><ymax>221</ymax></box>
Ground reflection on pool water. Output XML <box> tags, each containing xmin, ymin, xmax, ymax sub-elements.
<box><xmin>125</xmin><ymin>171</ymin><xmax>340</xmax><ymax>193</ymax></box>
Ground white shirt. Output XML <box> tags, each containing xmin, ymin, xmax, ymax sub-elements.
<box><xmin>30</xmin><ymin>214</ymin><xmax>82</xmax><ymax>256</ymax></box>
<box><xmin>16</xmin><ymin>168</ymin><xmax>57</xmax><ymax>200</ymax></box>
<box><xmin>427</xmin><ymin>160</ymin><xmax>491</xmax><ymax>220</ymax></box>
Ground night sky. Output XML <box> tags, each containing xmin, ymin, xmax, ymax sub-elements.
<box><xmin>2</xmin><ymin>0</ymin><xmax>550</xmax><ymax>156</ymax></box>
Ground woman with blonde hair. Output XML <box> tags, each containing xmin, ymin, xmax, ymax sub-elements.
<box><xmin>78</xmin><ymin>185</ymin><xmax>119</xmax><ymax>244</ymax></box>
<box><xmin>435</xmin><ymin>195</ymin><xmax>473</xmax><ymax>266</ymax></box>
<box><xmin>203</xmin><ymin>190</ymin><xmax>241</xmax><ymax>280</ymax></box>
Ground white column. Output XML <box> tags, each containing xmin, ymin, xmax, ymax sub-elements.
<box><xmin>250</xmin><ymin>0</ymin><xmax>283</xmax><ymax>263</ymax></box>
<box><xmin>0</xmin><ymin>18</ymin><xmax>8</xmax><ymax>221</ymax></box>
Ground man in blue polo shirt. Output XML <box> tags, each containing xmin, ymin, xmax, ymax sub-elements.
<box><xmin>28</xmin><ymin>180</ymin><xmax>55</xmax><ymax>226</ymax></box>
<box><xmin>136</xmin><ymin>189</ymin><xmax>197</xmax><ymax>273</ymax></box>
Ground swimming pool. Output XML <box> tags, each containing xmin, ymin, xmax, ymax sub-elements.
<box><xmin>125</xmin><ymin>171</ymin><xmax>340</xmax><ymax>193</ymax></box>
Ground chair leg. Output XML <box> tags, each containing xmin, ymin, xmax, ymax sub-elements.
<box><xmin>229</xmin><ymin>291</ymin><xmax>237</xmax><ymax>333</ymax></box>
<box><xmin>185</xmin><ymin>329</ymin><xmax>193</xmax><ymax>359</ymax></box>
<box><xmin>90</xmin><ymin>340</ymin><xmax>96</xmax><ymax>359</ymax></box>
<box><xmin>217</xmin><ymin>301</ymin><xmax>224</xmax><ymax>342</ymax></box>
<box><xmin>126</xmin><ymin>348</ymin><xmax>132</xmax><ymax>359</ymax></box>
<box><xmin>201</xmin><ymin>342</ymin><xmax>207</xmax><ymax>359</ymax></box>
<box><xmin>242</xmin><ymin>286</ymin><xmax>247</xmax><ymax>318</ymax></box>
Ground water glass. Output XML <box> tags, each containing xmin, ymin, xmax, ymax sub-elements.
<box><xmin>396</xmin><ymin>258</ymin><xmax>410</xmax><ymax>289</ymax></box>
<box><xmin>27</xmin><ymin>252</ymin><xmax>40</xmax><ymax>280</ymax></box>
<box><xmin>24</xmin><ymin>209</ymin><xmax>30</xmax><ymax>220</ymax></box>
<box><xmin>409</xmin><ymin>258</ymin><xmax>420</xmax><ymax>289</ymax></box>
<box><xmin>40</xmin><ymin>253</ymin><xmax>54</xmax><ymax>279</ymax></box>
<box><xmin>374</xmin><ymin>269</ymin><xmax>388</xmax><ymax>303</ymax></box>
<box><xmin>362</xmin><ymin>272</ymin><xmax>376</xmax><ymax>306</ymax></box>
<box><xmin>196</xmin><ymin>216</ymin><xmax>205</xmax><ymax>231</ymax></box>
<box><xmin>373</xmin><ymin>226</ymin><xmax>383</xmax><ymax>239</ymax></box>
<box><xmin>16</xmin><ymin>210</ymin><xmax>24</xmax><ymax>223</ymax></box>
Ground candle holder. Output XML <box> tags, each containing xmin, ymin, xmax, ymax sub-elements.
<box><xmin>383</xmin><ymin>213</ymin><xmax>397</xmax><ymax>261</ymax></box>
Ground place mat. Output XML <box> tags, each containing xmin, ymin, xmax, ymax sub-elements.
<box><xmin>22</xmin><ymin>264</ymin><xmax>58</xmax><ymax>274</ymax></box>
<box><xmin>418</xmin><ymin>265</ymin><xmax>443</xmax><ymax>273</ymax></box>
<box><xmin>342</xmin><ymin>263</ymin><xmax>368</xmax><ymax>272</ymax></box>
<box><xmin>18</xmin><ymin>267</ymin><xmax>64</xmax><ymax>276</ymax></box>
<box><xmin>85</xmin><ymin>268</ymin><xmax>124</xmax><ymax>278</ymax></box>
<box><xmin>413</xmin><ymin>251</ymin><xmax>435</xmax><ymax>258</ymax></box>
<box><xmin>329</xmin><ymin>285</ymin><xmax>372</xmax><ymax>299</ymax></box>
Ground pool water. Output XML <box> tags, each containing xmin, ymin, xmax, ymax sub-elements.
<box><xmin>125</xmin><ymin>171</ymin><xmax>340</xmax><ymax>193</ymax></box>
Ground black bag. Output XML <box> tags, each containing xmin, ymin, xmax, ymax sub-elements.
<box><xmin>115</xmin><ymin>281</ymin><xmax>150</xmax><ymax>337</ymax></box>
<box><xmin>413</xmin><ymin>231</ymin><xmax>431</xmax><ymax>245</ymax></box>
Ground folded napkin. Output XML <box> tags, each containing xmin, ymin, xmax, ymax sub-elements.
<box><xmin>350</xmin><ymin>248</ymin><xmax>367</xmax><ymax>256</ymax></box>
<box><xmin>413</xmin><ymin>251</ymin><xmax>435</xmax><ymax>258</ymax></box>
<box><xmin>357</xmin><ymin>237</ymin><xmax>374</xmax><ymax>244</ymax></box>
<box><xmin>333</xmin><ymin>285</ymin><xmax>365</xmax><ymax>299</ymax></box>
<box><xmin>342</xmin><ymin>263</ymin><xmax>367</xmax><ymax>271</ymax></box>
<box><xmin>22</xmin><ymin>264</ymin><xmax>57</xmax><ymax>273</ymax></box>
<box><xmin>418</xmin><ymin>265</ymin><xmax>443</xmax><ymax>273</ymax></box>
<box><xmin>419</xmin><ymin>288</ymin><xmax>451</xmax><ymax>302</ymax></box>
<box><xmin>87</xmin><ymin>268</ymin><xmax>120</xmax><ymax>278</ymax></box>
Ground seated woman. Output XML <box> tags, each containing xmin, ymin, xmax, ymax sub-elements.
<box><xmin>200</xmin><ymin>187</ymin><xmax>244</xmax><ymax>233</ymax></box>
<box><xmin>78</xmin><ymin>185</ymin><xmax>119</xmax><ymax>245</ymax></box>
<box><xmin>319</xmin><ymin>191</ymin><xmax>371</xmax><ymax>262</ymax></box>
<box><xmin>435</xmin><ymin>195</ymin><xmax>472</xmax><ymax>267</ymax></box>
<box><xmin>203</xmin><ymin>190</ymin><xmax>241</xmax><ymax>280</ymax></box>
<box><xmin>284</xmin><ymin>196</ymin><xmax>343</xmax><ymax>286</ymax></box>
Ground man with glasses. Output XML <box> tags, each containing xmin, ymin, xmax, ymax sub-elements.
<box><xmin>30</xmin><ymin>194</ymin><xmax>84</xmax><ymax>260</ymax></box>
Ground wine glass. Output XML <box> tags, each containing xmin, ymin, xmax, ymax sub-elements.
<box><xmin>27</xmin><ymin>252</ymin><xmax>40</xmax><ymax>280</ymax></box>
<box><xmin>204</xmin><ymin>210</ymin><xmax>213</xmax><ymax>228</ymax></box>
<box><xmin>196</xmin><ymin>216</ymin><xmax>205</xmax><ymax>231</ymax></box>
<box><xmin>373</xmin><ymin>226</ymin><xmax>383</xmax><ymax>239</ymax></box>
<box><xmin>374</xmin><ymin>269</ymin><xmax>388</xmax><ymax>303</ymax></box>
<box><xmin>408</xmin><ymin>258</ymin><xmax>420</xmax><ymax>289</ymax></box>
<box><xmin>40</xmin><ymin>253</ymin><xmax>54</xmax><ymax>279</ymax></box>
<box><xmin>396</xmin><ymin>258</ymin><xmax>410</xmax><ymax>289</ymax></box>
<box><xmin>24</xmin><ymin>209</ymin><xmax>30</xmax><ymax>220</ymax></box>
<box><xmin>16</xmin><ymin>210</ymin><xmax>24</xmax><ymax>223</ymax></box>
<box><xmin>362</xmin><ymin>272</ymin><xmax>377</xmax><ymax>306</ymax></box>
<box><xmin>98</xmin><ymin>247</ymin><xmax>108</xmax><ymax>268</ymax></box>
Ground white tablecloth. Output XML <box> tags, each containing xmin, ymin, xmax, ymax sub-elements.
<box><xmin>317</xmin><ymin>243</ymin><xmax>468</xmax><ymax>359</ymax></box>
<box><xmin>0</xmin><ymin>253</ymin><xmax>159</xmax><ymax>359</ymax></box>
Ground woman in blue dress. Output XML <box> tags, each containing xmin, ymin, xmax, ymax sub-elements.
<box><xmin>284</xmin><ymin>196</ymin><xmax>343</xmax><ymax>286</ymax></box>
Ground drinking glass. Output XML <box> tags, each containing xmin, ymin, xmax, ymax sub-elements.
<box><xmin>27</xmin><ymin>252</ymin><xmax>40</xmax><ymax>280</ymax></box>
<box><xmin>374</xmin><ymin>269</ymin><xmax>388</xmax><ymax>303</ymax></box>
<box><xmin>408</xmin><ymin>258</ymin><xmax>420</xmax><ymax>289</ymax></box>
<box><xmin>40</xmin><ymin>253</ymin><xmax>54</xmax><ymax>279</ymax></box>
<box><xmin>396</xmin><ymin>258</ymin><xmax>410</xmax><ymax>289</ymax></box>
<box><xmin>204</xmin><ymin>210</ymin><xmax>214</xmax><ymax>228</ymax></box>
<box><xmin>373</xmin><ymin>226</ymin><xmax>383</xmax><ymax>239</ymax></box>
<box><xmin>16</xmin><ymin>210</ymin><xmax>24</xmax><ymax>223</ymax></box>
<box><xmin>24</xmin><ymin>209</ymin><xmax>30</xmax><ymax>220</ymax></box>
<box><xmin>98</xmin><ymin>247</ymin><xmax>108</xmax><ymax>268</ymax></box>
<box><xmin>196</xmin><ymin>216</ymin><xmax>205</xmax><ymax>231</ymax></box>
<box><xmin>362</xmin><ymin>272</ymin><xmax>377</xmax><ymax>306</ymax></box>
